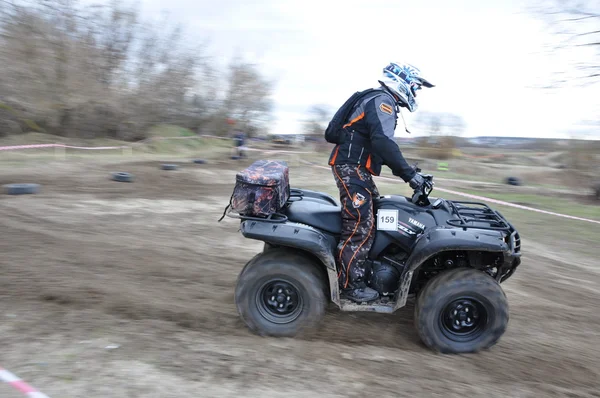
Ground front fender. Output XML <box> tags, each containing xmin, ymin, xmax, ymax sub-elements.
<box><xmin>404</xmin><ymin>227</ymin><xmax>509</xmax><ymax>274</ymax></box>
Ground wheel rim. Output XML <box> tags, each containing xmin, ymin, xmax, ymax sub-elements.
<box><xmin>439</xmin><ymin>296</ymin><xmax>489</xmax><ymax>342</ymax></box>
<box><xmin>256</xmin><ymin>279</ymin><xmax>303</xmax><ymax>324</ymax></box>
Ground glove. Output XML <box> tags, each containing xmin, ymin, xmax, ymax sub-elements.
<box><xmin>409</xmin><ymin>172</ymin><xmax>426</xmax><ymax>190</ymax></box>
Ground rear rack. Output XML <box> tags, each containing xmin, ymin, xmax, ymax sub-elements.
<box><xmin>225</xmin><ymin>211</ymin><xmax>288</xmax><ymax>223</ymax></box>
<box><xmin>446</xmin><ymin>200</ymin><xmax>512</xmax><ymax>231</ymax></box>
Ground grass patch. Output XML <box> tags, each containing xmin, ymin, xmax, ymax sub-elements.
<box><xmin>0</xmin><ymin>125</ymin><xmax>235</xmax><ymax>162</ymax></box>
<box><xmin>145</xmin><ymin>138</ymin><xmax>204</xmax><ymax>152</ymax></box>
<box><xmin>0</xmin><ymin>132</ymin><xmax>60</xmax><ymax>145</ymax></box>
<box><xmin>23</xmin><ymin>119</ymin><xmax>42</xmax><ymax>132</ymax></box>
<box><xmin>146</xmin><ymin>124</ymin><xmax>196</xmax><ymax>138</ymax></box>
<box><xmin>143</xmin><ymin>124</ymin><xmax>234</xmax><ymax>154</ymax></box>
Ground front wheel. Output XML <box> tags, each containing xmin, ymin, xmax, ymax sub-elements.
<box><xmin>235</xmin><ymin>249</ymin><xmax>327</xmax><ymax>337</ymax></box>
<box><xmin>414</xmin><ymin>268</ymin><xmax>509</xmax><ymax>354</ymax></box>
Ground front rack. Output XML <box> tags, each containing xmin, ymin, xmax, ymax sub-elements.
<box><xmin>446</xmin><ymin>200</ymin><xmax>513</xmax><ymax>231</ymax></box>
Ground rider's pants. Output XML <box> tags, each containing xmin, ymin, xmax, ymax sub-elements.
<box><xmin>332</xmin><ymin>164</ymin><xmax>380</xmax><ymax>289</ymax></box>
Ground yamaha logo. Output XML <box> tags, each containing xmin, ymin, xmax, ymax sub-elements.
<box><xmin>408</xmin><ymin>218</ymin><xmax>425</xmax><ymax>230</ymax></box>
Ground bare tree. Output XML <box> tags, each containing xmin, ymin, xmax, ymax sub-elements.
<box><xmin>412</xmin><ymin>111</ymin><xmax>467</xmax><ymax>159</ymax></box>
<box><xmin>414</xmin><ymin>111</ymin><xmax>466</xmax><ymax>137</ymax></box>
<box><xmin>0</xmin><ymin>0</ymin><xmax>274</xmax><ymax>140</ymax></box>
<box><xmin>537</xmin><ymin>0</ymin><xmax>600</xmax><ymax>86</ymax></box>
<box><xmin>219</xmin><ymin>57</ymin><xmax>274</xmax><ymax>137</ymax></box>
<box><xmin>303</xmin><ymin>104</ymin><xmax>331</xmax><ymax>138</ymax></box>
<box><xmin>534</xmin><ymin>1</ymin><xmax>600</xmax><ymax>191</ymax></box>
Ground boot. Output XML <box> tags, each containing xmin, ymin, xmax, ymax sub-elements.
<box><xmin>341</xmin><ymin>281</ymin><xmax>379</xmax><ymax>303</ymax></box>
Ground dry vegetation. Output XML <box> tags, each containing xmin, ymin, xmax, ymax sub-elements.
<box><xmin>0</xmin><ymin>0</ymin><xmax>273</xmax><ymax>141</ymax></box>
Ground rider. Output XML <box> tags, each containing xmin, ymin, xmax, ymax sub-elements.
<box><xmin>328</xmin><ymin>61</ymin><xmax>435</xmax><ymax>303</ymax></box>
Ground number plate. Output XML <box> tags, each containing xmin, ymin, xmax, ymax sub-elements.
<box><xmin>377</xmin><ymin>209</ymin><xmax>398</xmax><ymax>231</ymax></box>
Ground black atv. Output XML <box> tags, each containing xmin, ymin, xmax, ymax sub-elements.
<box><xmin>222</xmin><ymin>160</ymin><xmax>521</xmax><ymax>354</ymax></box>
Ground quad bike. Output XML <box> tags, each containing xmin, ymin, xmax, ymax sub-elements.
<box><xmin>223</xmin><ymin>161</ymin><xmax>522</xmax><ymax>354</ymax></box>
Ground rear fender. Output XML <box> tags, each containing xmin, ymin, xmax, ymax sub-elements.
<box><xmin>240</xmin><ymin>220</ymin><xmax>341</xmax><ymax>305</ymax></box>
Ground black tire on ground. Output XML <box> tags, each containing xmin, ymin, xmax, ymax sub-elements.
<box><xmin>237</xmin><ymin>252</ymin><xmax>263</xmax><ymax>281</ymax></box>
<box><xmin>231</xmin><ymin>155</ymin><xmax>241</xmax><ymax>160</ymax></box>
<box><xmin>3</xmin><ymin>183</ymin><xmax>40</xmax><ymax>195</ymax></box>
<box><xmin>414</xmin><ymin>267</ymin><xmax>509</xmax><ymax>354</ymax></box>
<box><xmin>235</xmin><ymin>249</ymin><xmax>327</xmax><ymax>337</ymax></box>
<box><xmin>505</xmin><ymin>176</ymin><xmax>521</xmax><ymax>186</ymax></box>
<box><xmin>111</xmin><ymin>172</ymin><xmax>133</xmax><ymax>182</ymax></box>
<box><xmin>237</xmin><ymin>245</ymin><xmax>287</xmax><ymax>281</ymax></box>
<box><xmin>161</xmin><ymin>164</ymin><xmax>178</xmax><ymax>170</ymax></box>
<box><xmin>193</xmin><ymin>159</ymin><xmax>206</xmax><ymax>164</ymax></box>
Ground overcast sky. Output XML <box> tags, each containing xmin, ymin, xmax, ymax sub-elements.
<box><xmin>133</xmin><ymin>0</ymin><xmax>598</xmax><ymax>138</ymax></box>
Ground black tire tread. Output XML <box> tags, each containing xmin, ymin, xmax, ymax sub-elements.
<box><xmin>236</xmin><ymin>252</ymin><xmax>263</xmax><ymax>282</ymax></box>
<box><xmin>111</xmin><ymin>172</ymin><xmax>133</xmax><ymax>182</ymax></box>
<box><xmin>415</xmin><ymin>267</ymin><xmax>509</xmax><ymax>354</ymax></box>
<box><xmin>3</xmin><ymin>183</ymin><xmax>40</xmax><ymax>195</ymax></box>
<box><xmin>235</xmin><ymin>248</ymin><xmax>327</xmax><ymax>337</ymax></box>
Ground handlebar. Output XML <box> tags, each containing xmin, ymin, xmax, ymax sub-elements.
<box><xmin>410</xmin><ymin>162</ymin><xmax>434</xmax><ymax>206</ymax></box>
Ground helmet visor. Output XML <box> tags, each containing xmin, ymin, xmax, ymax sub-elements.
<box><xmin>410</xmin><ymin>81</ymin><xmax>422</xmax><ymax>97</ymax></box>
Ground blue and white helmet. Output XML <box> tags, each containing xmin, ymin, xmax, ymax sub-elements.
<box><xmin>380</xmin><ymin>62</ymin><xmax>434</xmax><ymax>112</ymax></box>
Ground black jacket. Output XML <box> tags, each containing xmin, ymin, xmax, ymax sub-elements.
<box><xmin>328</xmin><ymin>88</ymin><xmax>416</xmax><ymax>182</ymax></box>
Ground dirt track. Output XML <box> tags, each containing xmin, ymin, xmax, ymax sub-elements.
<box><xmin>1</xmin><ymin>158</ymin><xmax>599</xmax><ymax>398</ymax></box>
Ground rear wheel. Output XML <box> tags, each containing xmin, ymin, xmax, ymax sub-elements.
<box><xmin>414</xmin><ymin>267</ymin><xmax>509</xmax><ymax>354</ymax></box>
<box><xmin>235</xmin><ymin>249</ymin><xmax>327</xmax><ymax>337</ymax></box>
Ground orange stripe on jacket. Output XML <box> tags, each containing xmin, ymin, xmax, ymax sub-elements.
<box><xmin>365</xmin><ymin>154</ymin><xmax>376</xmax><ymax>175</ymax></box>
<box><xmin>343</xmin><ymin>112</ymin><xmax>365</xmax><ymax>128</ymax></box>
<box><xmin>328</xmin><ymin>146</ymin><xmax>340</xmax><ymax>166</ymax></box>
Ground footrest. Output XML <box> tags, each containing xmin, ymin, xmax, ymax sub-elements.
<box><xmin>339</xmin><ymin>299</ymin><xmax>395</xmax><ymax>313</ymax></box>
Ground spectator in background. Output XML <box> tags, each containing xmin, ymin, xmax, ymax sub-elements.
<box><xmin>232</xmin><ymin>131</ymin><xmax>247</xmax><ymax>159</ymax></box>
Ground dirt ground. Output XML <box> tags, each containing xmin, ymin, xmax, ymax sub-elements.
<box><xmin>0</xmin><ymin>157</ymin><xmax>599</xmax><ymax>398</ymax></box>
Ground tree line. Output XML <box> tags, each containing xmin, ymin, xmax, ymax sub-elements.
<box><xmin>0</xmin><ymin>0</ymin><xmax>274</xmax><ymax>140</ymax></box>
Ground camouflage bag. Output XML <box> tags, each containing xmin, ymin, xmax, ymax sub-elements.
<box><xmin>220</xmin><ymin>160</ymin><xmax>290</xmax><ymax>219</ymax></box>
